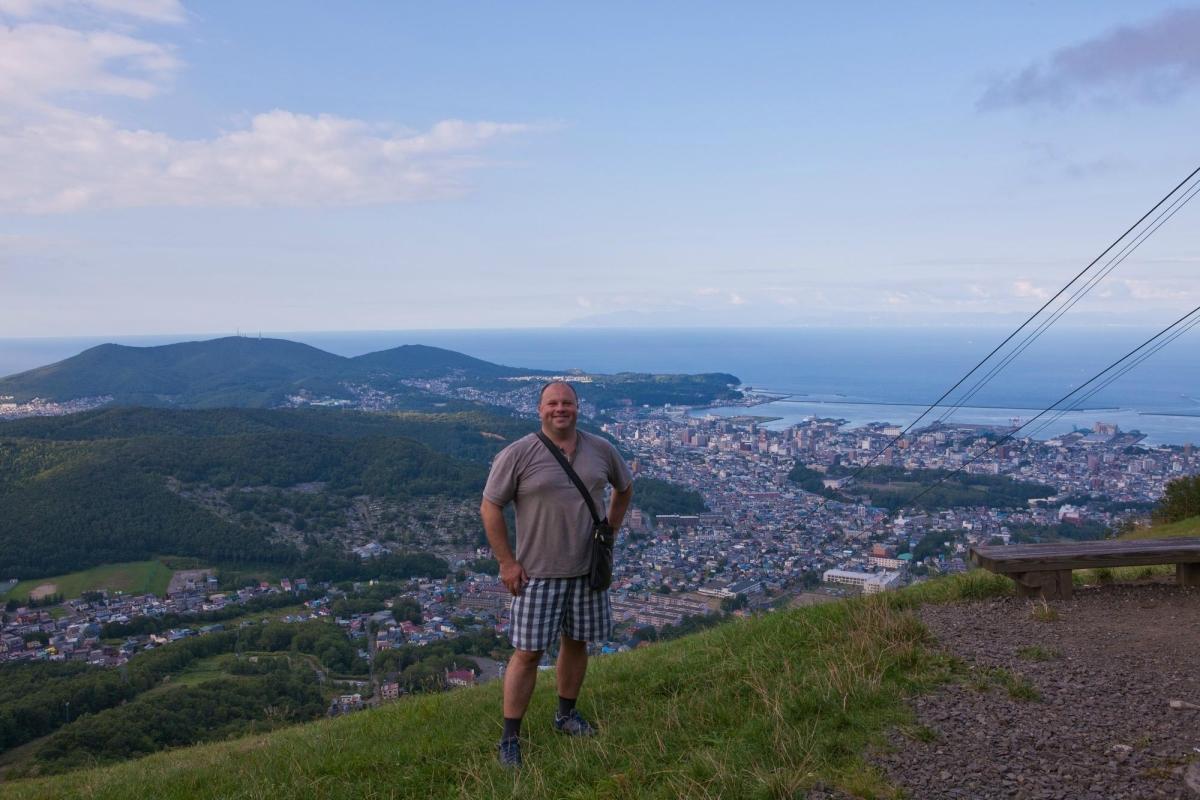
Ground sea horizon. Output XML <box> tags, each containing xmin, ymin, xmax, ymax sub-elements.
<box><xmin>3</xmin><ymin>326</ymin><xmax>1197</xmax><ymax>446</ymax></box>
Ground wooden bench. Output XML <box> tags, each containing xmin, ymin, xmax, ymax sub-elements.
<box><xmin>968</xmin><ymin>538</ymin><xmax>1200</xmax><ymax>601</ymax></box>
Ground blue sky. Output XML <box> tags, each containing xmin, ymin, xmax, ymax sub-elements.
<box><xmin>1</xmin><ymin>0</ymin><xmax>1198</xmax><ymax>336</ymax></box>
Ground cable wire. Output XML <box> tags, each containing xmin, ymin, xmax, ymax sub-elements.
<box><xmin>933</xmin><ymin>176</ymin><xmax>1200</xmax><ymax>424</ymax></box>
<box><xmin>1024</xmin><ymin>313</ymin><xmax>1200</xmax><ymax>439</ymax></box>
<box><xmin>892</xmin><ymin>304</ymin><xmax>1200</xmax><ymax>512</ymax></box>
<box><xmin>839</xmin><ymin>163</ymin><xmax>1200</xmax><ymax>484</ymax></box>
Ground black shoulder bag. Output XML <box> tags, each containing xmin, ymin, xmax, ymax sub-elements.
<box><xmin>536</xmin><ymin>431</ymin><xmax>615</xmax><ymax>591</ymax></box>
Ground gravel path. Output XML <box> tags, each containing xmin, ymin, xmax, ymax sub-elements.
<box><xmin>872</xmin><ymin>581</ymin><xmax>1200</xmax><ymax>800</ymax></box>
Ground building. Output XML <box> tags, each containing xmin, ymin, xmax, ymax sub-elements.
<box><xmin>822</xmin><ymin>569</ymin><xmax>902</xmax><ymax>594</ymax></box>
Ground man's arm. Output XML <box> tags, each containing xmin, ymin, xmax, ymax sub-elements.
<box><xmin>607</xmin><ymin>484</ymin><xmax>633</xmax><ymax>531</ymax></box>
<box><xmin>480</xmin><ymin>498</ymin><xmax>528</xmax><ymax>596</ymax></box>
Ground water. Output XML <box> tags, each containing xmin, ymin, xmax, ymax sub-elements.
<box><xmin>2</xmin><ymin>327</ymin><xmax>1197</xmax><ymax>444</ymax></box>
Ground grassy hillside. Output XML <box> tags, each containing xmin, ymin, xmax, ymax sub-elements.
<box><xmin>1119</xmin><ymin>515</ymin><xmax>1200</xmax><ymax>540</ymax></box>
<box><xmin>0</xmin><ymin>572</ymin><xmax>1013</xmax><ymax>800</ymax></box>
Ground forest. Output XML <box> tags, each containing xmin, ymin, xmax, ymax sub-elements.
<box><xmin>631</xmin><ymin>477</ymin><xmax>709</xmax><ymax>521</ymax></box>
<box><xmin>23</xmin><ymin>664</ymin><xmax>328</xmax><ymax>774</ymax></box>
<box><xmin>0</xmin><ymin>407</ymin><xmax>529</xmax><ymax>578</ymax></box>
<box><xmin>0</xmin><ymin>621</ymin><xmax>361</xmax><ymax>760</ymax></box>
<box><xmin>788</xmin><ymin>462</ymin><xmax>1056</xmax><ymax>511</ymax></box>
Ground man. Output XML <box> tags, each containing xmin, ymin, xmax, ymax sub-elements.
<box><xmin>480</xmin><ymin>380</ymin><xmax>633</xmax><ymax>768</ymax></box>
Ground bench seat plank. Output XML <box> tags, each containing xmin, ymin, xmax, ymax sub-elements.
<box><xmin>970</xmin><ymin>538</ymin><xmax>1200</xmax><ymax>574</ymax></box>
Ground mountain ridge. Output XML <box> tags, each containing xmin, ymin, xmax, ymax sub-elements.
<box><xmin>0</xmin><ymin>336</ymin><xmax>740</xmax><ymax>410</ymax></box>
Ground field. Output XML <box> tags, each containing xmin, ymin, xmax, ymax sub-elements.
<box><xmin>3</xmin><ymin>561</ymin><xmax>176</xmax><ymax>603</ymax></box>
<box><xmin>140</xmin><ymin>652</ymin><xmax>326</xmax><ymax>698</ymax></box>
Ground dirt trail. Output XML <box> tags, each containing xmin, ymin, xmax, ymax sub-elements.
<box><xmin>872</xmin><ymin>581</ymin><xmax>1200</xmax><ymax>800</ymax></box>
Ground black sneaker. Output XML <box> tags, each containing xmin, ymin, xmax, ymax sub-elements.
<box><xmin>496</xmin><ymin>737</ymin><xmax>521</xmax><ymax>768</ymax></box>
<box><xmin>553</xmin><ymin>708</ymin><xmax>596</xmax><ymax>737</ymax></box>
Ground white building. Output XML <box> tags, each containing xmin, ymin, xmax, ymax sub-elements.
<box><xmin>822</xmin><ymin>569</ymin><xmax>903</xmax><ymax>594</ymax></box>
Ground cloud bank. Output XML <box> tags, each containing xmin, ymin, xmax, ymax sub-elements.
<box><xmin>0</xmin><ymin>110</ymin><xmax>535</xmax><ymax>212</ymax></box>
<box><xmin>980</xmin><ymin>7</ymin><xmax>1200</xmax><ymax>109</ymax></box>
<box><xmin>0</xmin><ymin>1</ymin><xmax>535</xmax><ymax>212</ymax></box>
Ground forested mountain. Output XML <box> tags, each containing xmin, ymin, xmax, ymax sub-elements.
<box><xmin>352</xmin><ymin>343</ymin><xmax>540</xmax><ymax>378</ymax></box>
<box><xmin>0</xmin><ymin>338</ymin><xmax>539</xmax><ymax>407</ymax></box>
<box><xmin>0</xmin><ymin>336</ymin><xmax>741</xmax><ymax>410</ymax></box>
<box><xmin>0</xmin><ymin>408</ymin><xmax>536</xmax><ymax>578</ymax></box>
<box><xmin>0</xmin><ymin>338</ymin><xmax>352</xmax><ymax>407</ymax></box>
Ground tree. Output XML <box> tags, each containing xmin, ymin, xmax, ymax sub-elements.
<box><xmin>1153</xmin><ymin>475</ymin><xmax>1200</xmax><ymax>524</ymax></box>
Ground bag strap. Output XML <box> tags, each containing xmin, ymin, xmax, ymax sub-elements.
<box><xmin>536</xmin><ymin>431</ymin><xmax>604</xmax><ymax>525</ymax></box>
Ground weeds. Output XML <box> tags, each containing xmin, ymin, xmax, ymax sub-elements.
<box><xmin>1016</xmin><ymin>645</ymin><xmax>1059</xmax><ymax>662</ymax></box>
<box><xmin>1029</xmin><ymin>600</ymin><xmax>1059</xmax><ymax>622</ymax></box>
<box><xmin>962</xmin><ymin>667</ymin><xmax>1041</xmax><ymax>701</ymax></box>
<box><xmin>995</xmin><ymin>670</ymin><xmax>1041</xmax><ymax>702</ymax></box>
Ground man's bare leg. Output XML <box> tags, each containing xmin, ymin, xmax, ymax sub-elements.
<box><xmin>503</xmin><ymin>648</ymin><xmax>543</xmax><ymax>721</ymax></box>
<box><xmin>553</xmin><ymin>634</ymin><xmax>595</xmax><ymax>734</ymax></box>
<box><xmin>556</xmin><ymin>634</ymin><xmax>588</xmax><ymax>700</ymax></box>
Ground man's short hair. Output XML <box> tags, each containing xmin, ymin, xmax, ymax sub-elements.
<box><xmin>538</xmin><ymin>380</ymin><xmax>578</xmax><ymax>404</ymax></box>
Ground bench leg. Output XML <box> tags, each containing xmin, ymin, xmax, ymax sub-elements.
<box><xmin>1178</xmin><ymin>563</ymin><xmax>1200</xmax><ymax>588</ymax></box>
<box><xmin>1011</xmin><ymin>570</ymin><xmax>1072</xmax><ymax>601</ymax></box>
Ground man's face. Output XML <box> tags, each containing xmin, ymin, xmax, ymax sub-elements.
<box><xmin>539</xmin><ymin>383</ymin><xmax>578</xmax><ymax>435</ymax></box>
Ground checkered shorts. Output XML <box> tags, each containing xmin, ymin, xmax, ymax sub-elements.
<box><xmin>509</xmin><ymin>575</ymin><xmax>612</xmax><ymax>652</ymax></box>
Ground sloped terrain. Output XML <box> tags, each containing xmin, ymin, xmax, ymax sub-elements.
<box><xmin>0</xmin><ymin>573</ymin><xmax>1014</xmax><ymax>799</ymax></box>
<box><xmin>0</xmin><ymin>408</ymin><xmax>532</xmax><ymax>577</ymax></box>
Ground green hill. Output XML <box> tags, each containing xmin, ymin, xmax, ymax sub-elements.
<box><xmin>0</xmin><ymin>572</ymin><xmax>1014</xmax><ymax>799</ymax></box>
<box><xmin>0</xmin><ymin>338</ymin><xmax>353</xmax><ymax>407</ymax></box>
<box><xmin>0</xmin><ymin>408</ymin><xmax>535</xmax><ymax>578</ymax></box>
<box><xmin>351</xmin><ymin>343</ymin><xmax>543</xmax><ymax>379</ymax></box>
<box><xmin>0</xmin><ymin>337</ymin><xmax>742</xmax><ymax>410</ymax></box>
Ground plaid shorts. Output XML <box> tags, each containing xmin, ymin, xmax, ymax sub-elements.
<box><xmin>509</xmin><ymin>575</ymin><xmax>612</xmax><ymax>652</ymax></box>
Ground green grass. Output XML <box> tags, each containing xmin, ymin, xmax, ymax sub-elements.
<box><xmin>0</xmin><ymin>571</ymin><xmax>1013</xmax><ymax>800</ymax></box>
<box><xmin>7</xmin><ymin>561</ymin><xmax>176</xmax><ymax>603</ymax></box>
<box><xmin>1016</xmin><ymin>645</ymin><xmax>1059</xmax><ymax>662</ymax></box>
<box><xmin>139</xmin><ymin>656</ymin><xmax>238</xmax><ymax>698</ymax></box>
<box><xmin>1119</xmin><ymin>515</ymin><xmax>1200</xmax><ymax>540</ymax></box>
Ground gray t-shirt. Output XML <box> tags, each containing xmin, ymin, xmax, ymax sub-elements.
<box><xmin>483</xmin><ymin>431</ymin><xmax>633</xmax><ymax>579</ymax></box>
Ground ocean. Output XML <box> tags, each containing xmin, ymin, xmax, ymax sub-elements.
<box><xmin>2</xmin><ymin>327</ymin><xmax>1197</xmax><ymax>445</ymax></box>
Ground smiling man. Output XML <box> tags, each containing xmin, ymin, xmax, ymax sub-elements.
<box><xmin>480</xmin><ymin>380</ymin><xmax>633</xmax><ymax>768</ymax></box>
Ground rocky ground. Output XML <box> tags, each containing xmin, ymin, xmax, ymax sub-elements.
<box><xmin>872</xmin><ymin>580</ymin><xmax>1200</xmax><ymax>799</ymax></box>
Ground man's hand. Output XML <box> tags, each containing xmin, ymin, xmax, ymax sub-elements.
<box><xmin>500</xmin><ymin>560</ymin><xmax>529</xmax><ymax>596</ymax></box>
<box><xmin>481</xmin><ymin>498</ymin><xmax>525</xmax><ymax>594</ymax></box>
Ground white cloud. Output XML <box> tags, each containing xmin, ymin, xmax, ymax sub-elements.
<box><xmin>0</xmin><ymin>109</ymin><xmax>536</xmax><ymax>212</ymax></box>
<box><xmin>728</xmin><ymin>293</ymin><xmax>747</xmax><ymax>306</ymax></box>
<box><xmin>1012</xmin><ymin>279</ymin><xmax>1050</xmax><ymax>300</ymax></box>
<box><xmin>0</xmin><ymin>0</ymin><xmax>185</xmax><ymax>24</ymax></box>
<box><xmin>0</xmin><ymin>21</ymin><xmax>179</xmax><ymax>102</ymax></box>
<box><xmin>1122</xmin><ymin>279</ymin><xmax>1194</xmax><ymax>301</ymax></box>
<box><xmin>0</xmin><ymin>2</ymin><xmax>538</xmax><ymax>212</ymax></box>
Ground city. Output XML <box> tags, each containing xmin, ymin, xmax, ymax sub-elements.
<box><xmin>4</xmin><ymin>392</ymin><xmax>1191</xmax><ymax>702</ymax></box>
